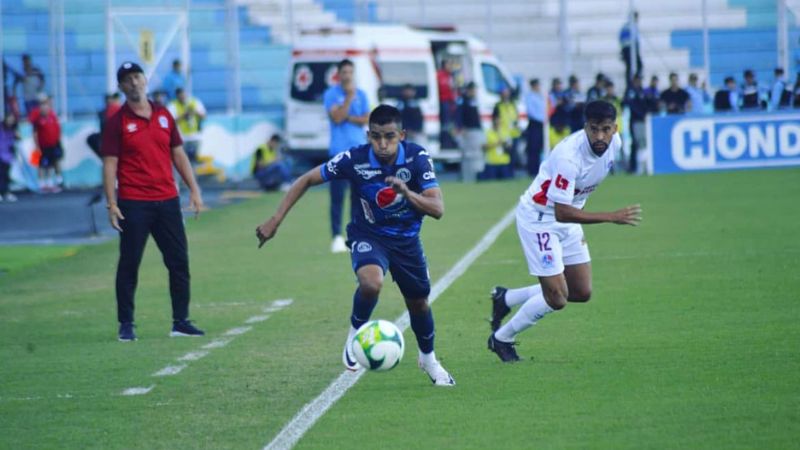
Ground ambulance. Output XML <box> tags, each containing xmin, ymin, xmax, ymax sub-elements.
<box><xmin>285</xmin><ymin>24</ymin><xmax>523</xmax><ymax>162</ymax></box>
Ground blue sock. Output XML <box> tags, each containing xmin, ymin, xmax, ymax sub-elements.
<box><xmin>409</xmin><ymin>309</ymin><xmax>435</xmax><ymax>354</ymax></box>
<box><xmin>350</xmin><ymin>289</ymin><xmax>378</xmax><ymax>329</ymax></box>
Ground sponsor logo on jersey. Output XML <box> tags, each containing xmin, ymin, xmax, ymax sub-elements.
<box><xmin>356</xmin><ymin>242</ymin><xmax>373</xmax><ymax>253</ymax></box>
<box><xmin>555</xmin><ymin>174</ymin><xmax>569</xmax><ymax>190</ymax></box>
<box><xmin>326</xmin><ymin>151</ymin><xmax>349</xmax><ymax>175</ymax></box>
<box><xmin>422</xmin><ymin>171</ymin><xmax>436</xmax><ymax>180</ymax></box>
<box><xmin>574</xmin><ymin>184</ymin><xmax>597</xmax><ymax>196</ymax></box>
<box><xmin>158</xmin><ymin>116</ymin><xmax>168</xmax><ymax>128</ymax></box>
<box><xmin>355</xmin><ymin>167</ymin><xmax>382</xmax><ymax>180</ymax></box>
<box><xmin>541</xmin><ymin>254</ymin><xmax>554</xmax><ymax>268</ymax></box>
<box><xmin>360</xmin><ymin>198</ymin><xmax>375</xmax><ymax>224</ymax></box>
<box><xmin>396</xmin><ymin>168</ymin><xmax>412</xmax><ymax>182</ymax></box>
<box><xmin>375</xmin><ymin>186</ymin><xmax>405</xmax><ymax>212</ymax></box>
<box><xmin>126</xmin><ymin>123</ymin><xmax>138</xmax><ymax>133</ymax></box>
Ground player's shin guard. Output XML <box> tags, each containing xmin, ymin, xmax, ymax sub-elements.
<box><xmin>409</xmin><ymin>309</ymin><xmax>435</xmax><ymax>354</ymax></box>
<box><xmin>350</xmin><ymin>288</ymin><xmax>378</xmax><ymax>330</ymax></box>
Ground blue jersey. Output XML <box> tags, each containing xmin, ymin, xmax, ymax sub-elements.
<box><xmin>320</xmin><ymin>142</ymin><xmax>439</xmax><ymax>238</ymax></box>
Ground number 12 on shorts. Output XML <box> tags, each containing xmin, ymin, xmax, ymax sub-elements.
<box><xmin>536</xmin><ymin>232</ymin><xmax>552</xmax><ymax>252</ymax></box>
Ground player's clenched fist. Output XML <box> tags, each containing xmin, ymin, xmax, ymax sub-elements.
<box><xmin>256</xmin><ymin>217</ymin><xmax>280</xmax><ymax>248</ymax></box>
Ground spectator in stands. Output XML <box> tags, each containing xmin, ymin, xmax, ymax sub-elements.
<box><xmin>87</xmin><ymin>93</ymin><xmax>122</xmax><ymax>159</ymax></box>
<box><xmin>793</xmin><ymin>73</ymin><xmax>800</xmax><ymax>109</ymax></box>
<box><xmin>0</xmin><ymin>114</ymin><xmax>20</xmax><ymax>202</ymax></box>
<box><xmin>396</xmin><ymin>84</ymin><xmax>424</xmax><ymax>144</ymax></box>
<box><xmin>644</xmin><ymin>75</ymin><xmax>660</xmax><ymax>113</ymax></box>
<box><xmin>549</xmin><ymin>77</ymin><xmax>569</xmax><ymax>130</ymax></box>
<box><xmin>659</xmin><ymin>73</ymin><xmax>690</xmax><ymax>114</ymax></box>
<box><xmin>455</xmin><ymin>82</ymin><xmax>484</xmax><ymax>183</ymax></box>
<box><xmin>161</xmin><ymin>59</ymin><xmax>186</xmax><ymax>101</ymax></box>
<box><xmin>479</xmin><ymin>114</ymin><xmax>513</xmax><ymax>181</ymax></box>
<box><xmin>524</xmin><ymin>78</ymin><xmax>545</xmax><ymax>177</ymax></box>
<box><xmin>252</xmin><ymin>134</ymin><xmax>292</xmax><ymax>192</ymax></box>
<box><xmin>168</xmin><ymin>88</ymin><xmax>206</xmax><ymax>163</ymax></box>
<box><xmin>619</xmin><ymin>11</ymin><xmax>643</xmax><ymax>87</ymax></box>
<box><xmin>770</xmin><ymin>67</ymin><xmax>793</xmax><ymax>110</ymax></box>
<box><xmin>565</xmin><ymin>75</ymin><xmax>586</xmax><ymax>132</ymax></box>
<box><xmin>15</xmin><ymin>54</ymin><xmax>45</xmax><ymax>115</ymax></box>
<box><xmin>713</xmin><ymin>76</ymin><xmax>739</xmax><ymax>112</ymax></box>
<box><xmin>29</xmin><ymin>94</ymin><xmax>63</xmax><ymax>192</ymax></box>
<box><xmin>586</xmin><ymin>73</ymin><xmax>607</xmax><ymax>102</ymax></box>
<box><xmin>603</xmin><ymin>81</ymin><xmax>624</xmax><ymax>133</ymax></box>
<box><xmin>740</xmin><ymin>69</ymin><xmax>764</xmax><ymax>110</ymax></box>
<box><xmin>685</xmin><ymin>73</ymin><xmax>710</xmax><ymax>114</ymax></box>
<box><xmin>323</xmin><ymin>58</ymin><xmax>369</xmax><ymax>253</ymax></box>
<box><xmin>152</xmin><ymin>90</ymin><xmax>168</xmax><ymax>108</ymax></box>
<box><xmin>3</xmin><ymin>58</ymin><xmax>22</xmax><ymax>120</ymax></box>
<box><xmin>437</xmin><ymin>59</ymin><xmax>458</xmax><ymax>148</ymax></box>
<box><xmin>623</xmin><ymin>74</ymin><xmax>647</xmax><ymax>174</ymax></box>
<box><xmin>493</xmin><ymin>87</ymin><xmax>521</xmax><ymax>167</ymax></box>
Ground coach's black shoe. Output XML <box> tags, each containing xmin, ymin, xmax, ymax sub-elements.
<box><xmin>487</xmin><ymin>333</ymin><xmax>520</xmax><ymax>363</ymax></box>
<box><xmin>118</xmin><ymin>322</ymin><xmax>137</xmax><ymax>342</ymax></box>
<box><xmin>490</xmin><ymin>286</ymin><xmax>511</xmax><ymax>331</ymax></box>
<box><xmin>170</xmin><ymin>320</ymin><xmax>205</xmax><ymax>337</ymax></box>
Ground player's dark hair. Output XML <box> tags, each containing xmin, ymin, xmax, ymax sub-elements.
<box><xmin>584</xmin><ymin>100</ymin><xmax>616</xmax><ymax>123</ymax></box>
<box><xmin>724</xmin><ymin>76</ymin><xmax>735</xmax><ymax>84</ymax></box>
<box><xmin>337</xmin><ymin>59</ymin><xmax>354</xmax><ymax>70</ymax></box>
<box><xmin>369</xmin><ymin>104</ymin><xmax>402</xmax><ymax>128</ymax></box>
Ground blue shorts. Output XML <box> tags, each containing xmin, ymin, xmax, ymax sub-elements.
<box><xmin>347</xmin><ymin>226</ymin><xmax>431</xmax><ymax>300</ymax></box>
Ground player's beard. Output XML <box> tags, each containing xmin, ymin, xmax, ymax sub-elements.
<box><xmin>589</xmin><ymin>140</ymin><xmax>609</xmax><ymax>156</ymax></box>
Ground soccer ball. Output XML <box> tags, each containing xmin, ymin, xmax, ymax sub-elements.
<box><xmin>350</xmin><ymin>320</ymin><xmax>405</xmax><ymax>371</ymax></box>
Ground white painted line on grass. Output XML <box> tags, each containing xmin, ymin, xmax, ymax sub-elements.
<box><xmin>263</xmin><ymin>208</ymin><xmax>517</xmax><ymax>450</ymax></box>
<box><xmin>224</xmin><ymin>326</ymin><xmax>253</xmax><ymax>336</ymax></box>
<box><xmin>246</xmin><ymin>315</ymin><xmax>271</xmax><ymax>324</ymax></box>
<box><xmin>153</xmin><ymin>364</ymin><xmax>187</xmax><ymax>377</ymax></box>
<box><xmin>122</xmin><ymin>386</ymin><xmax>155</xmax><ymax>396</ymax></box>
<box><xmin>178</xmin><ymin>351</ymin><xmax>209</xmax><ymax>362</ymax></box>
<box><xmin>203</xmin><ymin>338</ymin><xmax>234</xmax><ymax>350</ymax></box>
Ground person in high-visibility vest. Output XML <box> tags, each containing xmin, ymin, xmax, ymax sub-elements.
<box><xmin>168</xmin><ymin>88</ymin><xmax>206</xmax><ymax>163</ymax></box>
<box><xmin>251</xmin><ymin>134</ymin><xmax>292</xmax><ymax>191</ymax></box>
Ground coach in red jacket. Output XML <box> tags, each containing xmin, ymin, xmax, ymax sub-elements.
<box><xmin>102</xmin><ymin>62</ymin><xmax>205</xmax><ymax>341</ymax></box>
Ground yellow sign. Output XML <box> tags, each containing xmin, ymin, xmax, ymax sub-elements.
<box><xmin>139</xmin><ymin>30</ymin><xmax>154</xmax><ymax>64</ymax></box>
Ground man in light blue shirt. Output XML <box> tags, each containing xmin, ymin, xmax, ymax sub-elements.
<box><xmin>161</xmin><ymin>59</ymin><xmax>186</xmax><ymax>101</ymax></box>
<box><xmin>524</xmin><ymin>78</ymin><xmax>546</xmax><ymax>176</ymax></box>
<box><xmin>323</xmin><ymin>59</ymin><xmax>370</xmax><ymax>253</ymax></box>
<box><xmin>685</xmin><ymin>73</ymin><xmax>709</xmax><ymax>114</ymax></box>
<box><xmin>770</xmin><ymin>67</ymin><xmax>792</xmax><ymax>110</ymax></box>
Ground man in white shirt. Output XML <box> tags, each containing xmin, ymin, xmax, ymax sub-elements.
<box><xmin>487</xmin><ymin>100</ymin><xmax>642</xmax><ymax>362</ymax></box>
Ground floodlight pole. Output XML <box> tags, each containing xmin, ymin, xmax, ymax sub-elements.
<box><xmin>559</xmin><ymin>0</ymin><xmax>571</xmax><ymax>80</ymax></box>
<box><xmin>777</xmin><ymin>0</ymin><xmax>789</xmax><ymax>71</ymax></box>
<box><xmin>702</xmin><ymin>0</ymin><xmax>710</xmax><ymax>83</ymax></box>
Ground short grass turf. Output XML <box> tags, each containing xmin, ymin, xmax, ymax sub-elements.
<box><xmin>1</xmin><ymin>168</ymin><xmax>798</xmax><ymax>450</ymax></box>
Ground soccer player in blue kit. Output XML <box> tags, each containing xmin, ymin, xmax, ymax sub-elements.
<box><xmin>255</xmin><ymin>105</ymin><xmax>455</xmax><ymax>386</ymax></box>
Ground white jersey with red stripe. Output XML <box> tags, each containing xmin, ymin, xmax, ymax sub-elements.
<box><xmin>518</xmin><ymin>129</ymin><xmax>619</xmax><ymax>221</ymax></box>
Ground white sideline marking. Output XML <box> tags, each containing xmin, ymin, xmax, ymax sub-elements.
<box><xmin>224</xmin><ymin>326</ymin><xmax>252</xmax><ymax>336</ymax></box>
<box><xmin>153</xmin><ymin>364</ymin><xmax>187</xmax><ymax>377</ymax></box>
<box><xmin>178</xmin><ymin>351</ymin><xmax>209</xmax><ymax>362</ymax></box>
<box><xmin>263</xmin><ymin>208</ymin><xmax>517</xmax><ymax>450</ymax></box>
<box><xmin>246</xmin><ymin>315</ymin><xmax>271</xmax><ymax>324</ymax></box>
<box><xmin>202</xmin><ymin>338</ymin><xmax>234</xmax><ymax>349</ymax></box>
<box><xmin>272</xmin><ymin>299</ymin><xmax>294</xmax><ymax>307</ymax></box>
<box><xmin>122</xmin><ymin>386</ymin><xmax>155</xmax><ymax>396</ymax></box>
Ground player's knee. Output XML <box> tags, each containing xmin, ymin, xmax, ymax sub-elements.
<box><xmin>358</xmin><ymin>277</ymin><xmax>383</xmax><ymax>299</ymax></box>
<box><xmin>542</xmin><ymin>286</ymin><xmax>568</xmax><ymax>310</ymax></box>
<box><xmin>405</xmin><ymin>297</ymin><xmax>429</xmax><ymax>314</ymax></box>
<box><xmin>569</xmin><ymin>287</ymin><xmax>592</xmax><ymax>303</ymax></box>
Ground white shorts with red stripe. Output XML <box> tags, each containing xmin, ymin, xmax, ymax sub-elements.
<box><xmin>515</xmin><ymin>206</ymin><xmax>591</xmax><ymax>277</ymax></box>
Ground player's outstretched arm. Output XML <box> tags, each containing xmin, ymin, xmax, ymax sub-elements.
<box><xmin>554</xmin><ymin>202</ymin><xmax>641</xmax><ymax>226</ymax></box>
<box><xmin>385</xmin><ymin>176</ymin><xmax>444</xmax><ymax>219</ymax></box>
<box><xmin>256</xmin><ymin>166</ymin><xmax>326</xmax><ymax>248</ymax></box>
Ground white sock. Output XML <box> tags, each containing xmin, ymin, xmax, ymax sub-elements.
<box><xmin>495</xmin><ymin>292</ymin><xmax>554</xmax><ymax>342</ymax></box>
<box><xmin>504</xmin><ymin>284</ymin><xmax>542</xmax><ymax>307</ymax></box>
<box><xmin>419</xmin><ymin>349</ymin><xmax>437</xmax><ymax>366</ymax></box>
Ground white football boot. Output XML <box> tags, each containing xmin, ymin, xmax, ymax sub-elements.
<box><xmin>419</xmin><ymin>358</ymin><xmax>456</xmax><ymax>387</ymax></box>
<box><xmin>342</xmin><ymin>326</ymin><xmax>359</xmax><ymax>371</ymax></box>
<box><xmin>331</xmin><ymin>235</ymin><xmax>348</xmax><ymax>253</ymax></box>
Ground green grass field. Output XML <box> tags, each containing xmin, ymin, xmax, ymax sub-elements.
<box><xmin>1</xmin><ymin>168</ymin><xmax>799</xmax><ymax>449</ymax></box>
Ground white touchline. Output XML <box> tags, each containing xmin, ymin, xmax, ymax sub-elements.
<box><xmin>203</xmin><ymin>338</ymin><xmax>234</xmax><ymax>350</ymax></box>
<box><xmin>178</xmin><ymin>351</ymin><xmax>209</xmax><ymax>362</ymax></box>
<box><xmin>263</xmin><ymin>208</ymin><xmax>517</xmax><ymax>450</ymax></box>
<box><xmin>122</xmin><ymin>386</ymin><xmax>155</xmax><ymax>396</ymax></box>
<box><xmin>153</xmin><ymin>364</ymin><xmax>187</xmax><ymax>377</ymax></box>
<box><xmin>246</xmin><ymin>315</ymin><xmax>271</xmax><ymax>324</ymax></box>
<box><xmin>224</xmin><ymin>326</ymin><xmax>253</xmax><ymax>336</ymax></box>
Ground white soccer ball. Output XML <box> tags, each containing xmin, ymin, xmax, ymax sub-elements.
<box><xmin>350</xmin><ymin>320</ymin><xmax>405</xmax><ymax>371</ymax></box>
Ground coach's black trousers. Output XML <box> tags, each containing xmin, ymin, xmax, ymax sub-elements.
<box><xmin>115</xmin><ymin>197</ymin><xmax>190</xmax><ymax>324</ymax></box>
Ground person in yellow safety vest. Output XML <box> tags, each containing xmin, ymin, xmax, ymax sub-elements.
<box><xmin>548</xmin><ymin>122</ymin><xmax>571</xmax><ymax>149</ymax></box>
<box><xmin>493</xmin><ymin>87</ymin><xmax>521</xmax><ymax>167</ymax></box>
<box><xmin>168</xmin><ymin>88</ymin><xmax>206</xmax><ymax>163</ymax></box>
<box><xmin>479</xmin><ymin>115</ymin><xmax>514</xmax><ymax>180</ymax></box>
<box><xmin>251</xmin><ymin>134</ymin><xmax>292</xmax><ymax>191</ymax></box>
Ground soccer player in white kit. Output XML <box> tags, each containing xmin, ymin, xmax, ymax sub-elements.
<box><xmin>487</xmin><ymin>100</ymin><xmax>642</xmax><ymax>362</ymax></box>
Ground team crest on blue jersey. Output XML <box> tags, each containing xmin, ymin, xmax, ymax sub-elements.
<box><xmin>376</xmin><ymin>186</ymin><xmax>405</xmax><ymax>212</ymax></box>
<box><xmin>396</xmin><ymin>168</ymin><xmax>412</xmax><ymax>182</ymax></box>
<box><xmin>356</xmin><ymin>242</ymin><xmax>373</xmax><ymax>253</ymax></box>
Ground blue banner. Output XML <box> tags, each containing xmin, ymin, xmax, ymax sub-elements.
<box><xmin>648</xmin><ymin>112</ymin><xmax>800</xmax><ymax>174</ymax></box>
